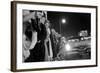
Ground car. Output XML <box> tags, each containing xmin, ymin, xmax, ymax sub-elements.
<box><xmin>56</xmin><ymin>36</ymin><xmax>91</xmax><ymax>60</ymax></box>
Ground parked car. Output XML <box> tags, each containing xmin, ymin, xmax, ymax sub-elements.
<box><xmin>56</xmin><ymin>36</ymin><xmax>91</xmax><ymax>60</ymax></box>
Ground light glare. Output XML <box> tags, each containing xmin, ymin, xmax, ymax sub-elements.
<box><xmin>62</xmin><ymin>19</ymin><xmax>66</xmax><ymax>24</ymax></box>
<box><xmin>65</xmin><ymin>44</ymin><xmax>71</xmax><ymax>51</ymax></box>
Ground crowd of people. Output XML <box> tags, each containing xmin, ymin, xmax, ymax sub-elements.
<box><xmin>22</xmin><ymin>10</ymin><xmax>65</xmax><ymax>62</ymax></box>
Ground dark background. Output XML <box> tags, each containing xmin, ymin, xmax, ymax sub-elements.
<box><xmin>47</xmin><ymin>11</ymin><xmax>91</xmax><ymax>38</ymax></box>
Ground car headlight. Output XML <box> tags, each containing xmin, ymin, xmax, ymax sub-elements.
<box><xmin>65</xmin><ymin>44</ymin><xmax>71</xmax><ymax>51</ymax></box>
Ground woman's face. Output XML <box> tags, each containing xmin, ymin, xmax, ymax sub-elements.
<box><xmin>36</xmin><ymin>11</ymin><xmax>43</xmax><ymax>19</ymax></box>
<box><xmin>40</xmin><ymin>17</ymin><xmax>46</xmax><ymax>24</ymax></box>
<box><xmin>46</xmin><ymin>22</ymin><xmax>50</xmax><ymax>28</ymax></box>
<box><xmin>45</xmin><ymin>22</ymin><xmax>51</xmax><ymax>38</ymax></box>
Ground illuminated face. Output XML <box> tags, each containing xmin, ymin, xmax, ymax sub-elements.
<box><xmin>40</xmin><ymin>17</ymin><xmax>46</xmax><ymax>24</ymax></box>
<box><xmin>36</xmin><ymin>11</ymin><xmax>43</xmax><ymax>18</ymax></box>
<box><xmin>46</xmin><ymin>22</ymin><xmax>50</xmax><ymax>28</ymax></box>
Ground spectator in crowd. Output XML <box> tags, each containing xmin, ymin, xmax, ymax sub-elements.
<box><xmin>44</xmin><ymin>20</ymin><xmax>53</xmax><ymax>61</ymax></box>
<box><xmin>23</xmin><ymin>10</ymin><xmax>38</xmax><ymax>62</ymax></box>
<box><xmin>25</xmin><ymin>11</ymin><xmax>49</xmax><ymax>62</ymax></box>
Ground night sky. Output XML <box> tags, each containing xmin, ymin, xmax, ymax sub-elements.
<box><xmin>47</xmin><ymin>11</ymin><xmax>91</xmax><ymax>38</ymax></box>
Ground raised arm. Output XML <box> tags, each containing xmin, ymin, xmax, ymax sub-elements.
<box><xmin>29</xmin><ymin>31</ymin><xmax>37</xmax><ymax>50</ymax></box>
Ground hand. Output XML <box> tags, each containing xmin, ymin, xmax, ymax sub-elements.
<box><xmin>23</xmin><ymin>49</ymin><xmax>30</xmax><ymax>61</ymax></box>
<box><xmin>23</xmin><ymin>12</ymin><xmax>35</xmax><ymax>22</ymax></box>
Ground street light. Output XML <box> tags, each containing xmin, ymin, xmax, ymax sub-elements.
<box><xmin>60</xmin><ymin>18</ymin><xmax>66</xmax><ymax>34</ymax></box>
<box><xmin>61</xmin><ymin>19</ymin><xmax>66</xmax><ymax>24</ymax></box>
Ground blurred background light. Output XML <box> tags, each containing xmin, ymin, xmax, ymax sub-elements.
<box><xmin>61</xmin><ymin>18</ymin><xmax>66</xmax><ymax>24</ymax></box>
<box><xmin>65</xmin><ymin>44</ymin><xmax>71</xmax><ymax>51</ymax></box>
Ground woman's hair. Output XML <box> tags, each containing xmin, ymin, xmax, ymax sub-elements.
<box><xmin>23</xmin><ymin>10</ymin><xmax>51</xmax><ymax>42</ymax></box>
<box><xmin>23</xmin><ymin>22</ymin><xmax>32</xmax><ymax>41</ymax></box>
<box><xmin>30</xmin><ymin>16</ymin><xmax>47</xmax><ymax>41</ymax></box>
<box><xmin>31</xmin><ymin>18</ymin><xmax>40</xmax><ymax>32</ymax></box>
